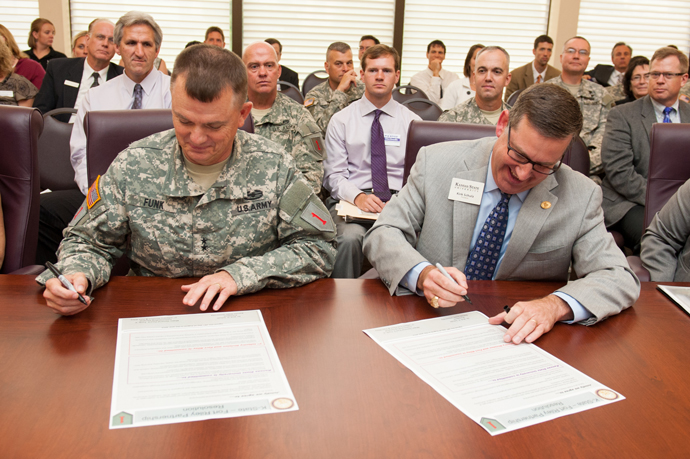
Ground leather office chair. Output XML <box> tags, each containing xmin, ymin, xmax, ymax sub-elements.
<box><xmin>626</xmin><ymin>123</ymin><xmax>690</xmax><ymax>281</ymax></box>
<box><xmin>38</xmin><ymin>108</ymin><xmax>79</xmax><ymax>191</ymax></box>
<box><xmin>392</xmin><ymin>85</ymin><xmax>428</xmax><ymax>104</ymax></box>
<box><xmin>302</xmin><ymin>70</ymin><xmax>328</xmax><ymax>96</ymax></box>
<box><xmin>562</xmin><ymin>136</ymin><xmax>589</xmax><ymax>176</ymax></box>
<box><xmin>506</xmin><ymin>88</ymin><xmax>524</xmax><ymax>107</ymax></box>
<box><xmin>0</xmin><ymin>106</ymin><xmax>43</xmax><ymax>274</ymax></box>
<box><xmin>402</xmin><ymin>98</ymin><xmax>443</xmax><ymax>121</ymax></box>
<box><xmin>240</xmin><ymin>111</ymin><xmax>254</xmax><ymax>133</ymax></box>
<box><xmin>278</xmin><ymin>81</ymin><xmax>304</xmax><ymax>104</ymax></box>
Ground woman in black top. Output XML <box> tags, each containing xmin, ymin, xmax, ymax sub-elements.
<box><xmin>25</xmin><ymin>18</ymin><xmax>66</xmax><ymax>70</ymax></box>
<box><xmin>615</xmin><ymin>56</ymin><xmax>650</xmax><ymax>106</ymax></box>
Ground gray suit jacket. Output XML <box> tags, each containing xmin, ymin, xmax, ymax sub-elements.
<box><xmin>363</xmin><ymin>137</ymin><xmax>639</xmax><ymax>324</ymax></box>
<box><xmin>504</xmin><ymin>62</ymin><xmax>560</xmax><ymax>101</ymax></box>
<box><xmin>641</xmin><ymin>179</ymin><xmax>690</xmax><ymax>281</ymax></box>
<box><xmin>600</xmin><ymin>95</ymin><xmax>690</xmax><ymax>226</ymax></box>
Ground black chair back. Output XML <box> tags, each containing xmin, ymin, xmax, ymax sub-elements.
<box><xmin>38</xmin><ymin>108</ymin><xmax>79</xmax><ymax>191</ymax></box>
<box><xmin>302</xmin><ymin>70</ymin><xmax>328</xmax><ymax>96</ymax></box>
<box><xmin>278</xmin><ymin>81</ymin><xmax>305</xmax><ymax>104</ymax></box>
<box><xmin>402</xmin><ymin>98</ymin><xmax>443</xmax><ymax>121</ymax></box>
<box><xmin>393</xmin><ymin>85</ymin><xmax>428</xmax><ymax>103</ymax></box>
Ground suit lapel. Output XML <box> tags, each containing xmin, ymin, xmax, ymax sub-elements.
<box><xmin>64</xmin><ymin>58</ymin><xmax>85</xmax><ymax>108</ymax></box>
<box><xmin>523</xmin><ymin>65</ymin><xmax>533</xmax><ymax>88</ymax></box>
<box><xmin>678</xmin><ymin>100</ymin><xmax>690</xmax><ymax>122</ymax></box>
<box><xmin>496</xmin><ymin>174</ymin><xmax>558</xmax><ymax>278</ymax></box>
<box><xmin>640</xmin><ymin>96</ymin><xmax>656</xmax><ymax>141</ymax></box>
<box><xmin>452</xmin><ymin>164</ymin><xmax>486</xmax><ymax>271</ymax></box>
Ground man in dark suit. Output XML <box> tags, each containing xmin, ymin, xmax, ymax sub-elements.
<box><xmin>585</xmin><ymin>42</ymin><xmax>631</xmax><ymax>87</ymax></box>
<box><xmin>504</xmin><ymin>35</ymin><xmax>560</xmax><ymax>101</ymax></box>
<box><xmin>265</xmin><ymin>38</ymin><xmax>299</xmax><ymax>90</ymax></box>
<box><xmin>33</xmin><ymin>18</ymin><xmax>122</xmax><ymax>122</ymax></box>
<box><xmin>601</xmin><ymin>47</ymin><xmax>690</xmax><ymax>253</ymax></box>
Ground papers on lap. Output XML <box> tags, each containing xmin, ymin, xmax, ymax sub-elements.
<box><xmin>336</xmin><ymin>200</ymin><xmax>379</xmax><ymax>222</ymax></box>
<box><xmin>110</xmin><ymin>310</ymin><xmax>297</xmax><ymax>429</ymax></box>
<box><xmin>364</xmin><ymin>311</ymin><xmax>624</xmax><ymax>435</ymax></box>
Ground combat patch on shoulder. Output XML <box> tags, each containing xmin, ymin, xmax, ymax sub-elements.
<box><xmin>86</xmin><ymin>175</ymin><xmax>102</xmax><ymax>209</ymax></box>
<box><xmin>602</xmin><ymin>92</ymin><xmax>614</xmax><ymax>107</ymax></box>
<box><xmin>304</xmin><ymin>98</ymin><xmax>315</xmax><ymax>107</ymax></box>
<box><xmin>300</xmin><ymin>201</ymin><xmax>334</xmax><ymax>232</ymax></box>
<box><xmin>279</xmin><ymin>179</ymin><xmax>312</xmax><ymax>222</ymax></box>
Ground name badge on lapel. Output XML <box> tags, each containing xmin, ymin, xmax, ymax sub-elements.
<box><xmin>448</xmin><ymin>178</ymin><xmax>484</xmax><ymax>205</ymax></box>
<box><xmin>64</xmin><ymin>80</ymin><xmax>79</xmax><ymax>88</ymax></box>
<box><xmin>384</xmin><ymin>134</ymin><xmax>401</xmax><ymax>147</ymax></box>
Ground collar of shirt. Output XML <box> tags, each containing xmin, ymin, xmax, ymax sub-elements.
<box><xmin>651</xmin><ymin>96</ymin><xmax>681</xmax><ymax>123</ymax></box>
<box><xmin>81</xmin><ymin>60</ymin><xmax>109</xmax><ymax>87</ymax></box>
<box><xmin>469</xmin><ymin>152</ymin><xmax>530</xmax><ymax>278</ymax></box>
<box><xmin>531</xmin><ymin>61</ymin><xmax>546</xmax><ymax>83</ymax></box>
<box><xmin>121</xmin><ymin>69</ymin><xmax>159</xmax><ymax>105</ymax></box>
<box><xmin>358</xmin><ymin>94</ymin><xmax>398</xmax><ymax>118</ymax></box>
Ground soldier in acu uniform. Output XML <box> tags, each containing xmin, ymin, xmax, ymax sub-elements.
<box><xmin>304</xmin><ymin>41</ymin><xmax>365</xmax><ymax>133</ymax></box>
<box><xmin>39</xmin><ymin>44</ymin><xmax>336</xmax><ymax>315</ymax></box>
<box><xmin>243</xmin><ymin>41</ymin><xmax>325</xmax><ymax>194</ymax></box>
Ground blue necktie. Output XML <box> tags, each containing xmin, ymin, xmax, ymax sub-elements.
<box><xmin>465</xmin><ymin>193</ymin><xmax>512</xmax><ymax>280</ymax></box>
<box><xmin>132</xmin><ymin>84</ymin><xmax>143</xmax><ymax>110</ymax></box>
<box><xmin>370</xmin><ymin>109</ymin><xmax>391</xmax><ymax>202</ymax></box>
<box><xmin>663</xmin><ymin>106</ymin><xmax>673</xmax><ymax>123</ymax></box>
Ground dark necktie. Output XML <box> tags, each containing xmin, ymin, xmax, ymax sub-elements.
<box><xmin>370</xmin><ymin>109</ymin><xmax>391</xmax><ymax>202</ymax></box>
<box><xmin>465</xmin><ymin>192</ymin><xmax>512</xmax><ymax>280</ymax></box>
<box><xmin>90</xmin><ymin>72</ymin><xmax>100</xmax><ymax>88</ymax></box>
<box><xmin>663</xmin><ymin>107</ymin><xmax>674</xmax><ymax>123</ymax></box>
<box><xmin>132</xmin><ymin>84</ymin><xmax>143</xmax><ymax>109</ymax></box>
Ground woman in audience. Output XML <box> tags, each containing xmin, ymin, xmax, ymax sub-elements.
<box><xmin>0</xmin><ymin>40</ymin><xmax>38</xmax><ymax>106</ymax></box>
<box><xmin>0</xmin><ymin>24</ymin><xmax>44</xmax><ymax>89</ymax></box>
<box><xmin>71</xmin><ymin>31</ymin><xmax>88</xmax><ymax>58</ymax></box>
<box><xmin>616</xmin><ymin>56</ymin><xmax>649</xmax><ymax>105</ymax></box>
<box><xmin>25</xmin><ymin>18</ymin><xmax>66</xmax><ymax>70</ymax></box>
<box><xmin>440</xmin><ymin>43</ymin><xmax>485</xmax><ymax>110</ymax></box>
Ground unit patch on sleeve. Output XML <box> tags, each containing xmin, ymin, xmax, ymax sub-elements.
<box><xmin>86</xmin><ymin>175</ymin><xmax>102</xmax><ymax>209</ymax></box>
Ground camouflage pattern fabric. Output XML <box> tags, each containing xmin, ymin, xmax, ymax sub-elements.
<box><xmin>680</xmin><ymin>82</ymin><xmax>690</xmax><ymax>103</ymax></box>
<box><xmin>304</xmin><ymin>80</ymin><xmax>365</xmax><ymax>133</ymax></box>
<box><xmin>253</xmin><ymin>92</ymin><xmax>326</xmax><ymax>193</ymax></box>
<box><xmin>546</xmin><ymin>75</ymin><xmax>614</xmax><ymax>176</ymax></box>
<box><xmin>36</xmin><ymin>129</ymin><xmax>337</xmax><ymax>295</ymax></box>
<box><xmin>606</xmin><ymin>83</ymin><xmax>626</xmax><ymax>102</ymax></box>
<box><xmin>438</xmin><ymin>97</ymin><xmax>511</xmax><ymax>124</ymax></box>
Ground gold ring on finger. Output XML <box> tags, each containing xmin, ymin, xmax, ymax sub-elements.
<box><xmin>431</xmin><ymin>296</ymin><xmax>440</xmax><ymax>308</ymax></box>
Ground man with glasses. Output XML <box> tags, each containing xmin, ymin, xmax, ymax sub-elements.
<box><xmin>546</xmin><ymin>36</ymin><xmax>614</xmax><ymax>178</ymax></box>
<box><xmin>601</xmin><ymin>47</ymin><xmax>690</xmax><ymax>254</ymax></box>
<box><xmin>363</xmin><ymin>84</ymin><xmax>638</xmax><ymax>344</ymax></box>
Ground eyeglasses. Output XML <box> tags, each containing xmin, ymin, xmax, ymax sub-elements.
<box><xmin>649</xmin><ymin>72</ymin><xmax>686</xmax><ymax>80</ymax></box>
<box><xmin>564</xmin><ymin>48</ymin><xmax>589</xmax><ymax>56</ymax></box>
<box><xmin>506</xmin><ymin>126</ymin><xmax>566</xmax><ymax>175</ymax></box>
<box><xmin>631</xmin><ymin>74</ymin><xmax>650</xmax><ymax>82</ymax></box>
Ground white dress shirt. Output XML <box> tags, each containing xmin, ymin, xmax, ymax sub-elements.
<box><xmin>651</xmin><ymin>97</ymin><xmax>681</xmax><ymax>123</ymax></box>
<box><xmin>70</xmin><ymin>69</ymin><xmax>172</xmax><ymax>194</ymax></box>
<box><xmin>323</xmin><ymin>95</ymin><xmax>421</xmax><ymax>204</ymax></box>
<box><xmin>409</xmin><ymin>67</ymin><xmax>460</xmax><ymax>105</ymax></box>
<box><xmin>440</xmin><ymin>77</ymin><xmax>474</xmax><ymax>110</ymax></box>
<box><xmin>68</xmin><ymin>61</ymin><xmax>110</xmax><ymax>124</ymax></box>
<box><xmin>608</xmin><ymin>69</ymin><xmax>623</xmax><ymax>87</ymax></box>
<box><xmin>532</xmin><ymin>61</ymin><xmax>546</xmax><ymax>84</ymax></box>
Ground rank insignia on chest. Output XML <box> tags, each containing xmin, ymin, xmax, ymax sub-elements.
<box><xmin>86</xmin><ymin>175</ymin><xmax>102</xmax><ymax>209</ymax></box>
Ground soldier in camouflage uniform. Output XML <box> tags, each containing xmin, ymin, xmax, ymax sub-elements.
<box><xmin>606</xmin><ymin>83</ymin><xmax>625</xmax><ymax>103</ymax></box>
<box><xmin>39</xmin><ymin>44</ymin><xmax>336</xmax><ymax>315</ymax></box>
<box><xmin>679</xmin><ymin>81</ymin><xmax>690</xmax><ymax>103</ymax></box>
<box><xmin>304</xmin><ymin>42</ymin><xmax>365</xmax><ymax>133</ymax></box>
<box><xmin>439</xmin><ymin>47</ymin><xmax>512</xmax><ymax>125</ymax></box>
<box><xmin>243</xmin><ymin>42</ymin><xmax>325</xmax><ymax>194</ymax></box>
<box><xmin>547</xmin><ymin>37</ymin><xmax>614</xmax><ymax>177</ymax></box>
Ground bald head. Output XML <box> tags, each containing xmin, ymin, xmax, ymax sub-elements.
<box><xmin>242</xmin><ymin>41</ymin><xmax>278</xmax><ymax>62</ymax></box>
<box><xmin>243</xmin><ymin>41</ymin><xmax>281</xmax><ymax>103</ymax></box>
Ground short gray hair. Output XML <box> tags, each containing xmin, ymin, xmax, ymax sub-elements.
<box><xmin>114</xmin><ymin>11</ymin><xmax>162</xmax><ymax>50</ymax></box>
<box><xmin>327</xmin><ymin>42</ymin><xmax>351</xmax><ymax>60</ymax></box>
<box><xmin>475</xmin><ymin>46</ymin><xmax>510</xmax><ymax>70</ymax></box>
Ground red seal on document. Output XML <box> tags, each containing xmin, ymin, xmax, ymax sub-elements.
<box><xmin>595</xmin><ymin>389</ymin><xmax>619</xmax><ymax>400</ymax></box>
<box><xmin>271</xmin><ymin>398</ymin><xmax>295</xmax><ymax>410</ymax></box>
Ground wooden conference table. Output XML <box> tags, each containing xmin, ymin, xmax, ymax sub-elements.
<box><xmin>1</xmin><ymin>275</ymin><xmax>689</xmax><ymax>458</ymax></box>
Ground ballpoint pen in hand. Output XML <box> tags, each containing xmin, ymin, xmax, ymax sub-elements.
<box><xmin>435</xmin><ymin>263</ymin><xmax>473</xmax><ymax>305</ymax></box>
<box><xmin>45</xmin><ymin>262</ymin><xmax>87</xmax><ymax>305</ymax></box>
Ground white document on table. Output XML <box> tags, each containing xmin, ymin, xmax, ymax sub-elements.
<box><xmin>364</xmin><ymin>311</ymin><xmax>624</xmax><ymax>435</ymax></box>
<box><xmin>109</xmin><ymin>310</ymin><xmax>298</xmax><ymax>429</ymax></box>
<box><xmin>657</xmin><ymin>285</ymin><xmax>690</xmax><ymax>316</ymax></box>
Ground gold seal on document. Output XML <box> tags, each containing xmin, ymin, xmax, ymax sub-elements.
<box><xmin>540</xmin><ymin>201</ymin><xmax>552</xmax><ymax>209</ymax></box>
<box><xmin>595</xmin><ymin>389</ymin><xmax>619</xmax><ymax>400</ymax></box>
<box><xmin>271</xmin><ymin>398</ymin><xmax>295</xmax><ymax>410</ymax></box>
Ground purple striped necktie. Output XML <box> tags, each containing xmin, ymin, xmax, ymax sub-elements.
<box><xmin>370</xmin><ymin>109</ymin><xmax>391</xmax><ymax>202</ymax></box>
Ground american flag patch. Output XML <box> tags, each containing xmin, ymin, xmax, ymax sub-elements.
<box><xmin>86</xmin><ymin>175</ymin><xmax>102</xmax><ymax>209</ymax></box>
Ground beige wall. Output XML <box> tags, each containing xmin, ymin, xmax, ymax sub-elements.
<box><xmin>38</xmin><ymin>0</ymin><xmax>71</xmax><ymax>54</ymax></box>
<box><xmin>547</xmin><ymin>0</ymin><xmax>582</xmax><ymax>70</ymax></box>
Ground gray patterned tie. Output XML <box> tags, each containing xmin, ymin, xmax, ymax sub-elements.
<box><xmin>370</xmin><ymin>109</ymin><xmax>391</xmax><ymax>202</ymax></box>
<box><xmin>465</xmin><ymin>192</ymin><xmax>512</xmax><ymax>280</ymax></box>
<box><xmin>90</xmin><ymin>72</ymin><xmax>100</xmax><ymax>88</ymax></box>
<box><xmin>132</xmin><ymin>84</ymin><xmax>143</xmax><ymax>109</ymax></box>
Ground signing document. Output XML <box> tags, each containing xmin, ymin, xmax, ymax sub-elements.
<box><xmin>364</xmin><ymin>311</ymin><xmax>624</xmax><ymax>435</ymax></box>
<box><xmin>110</xmin><ymin>310</ymin><xmax>297</xmax><ymax>429</ymax></box>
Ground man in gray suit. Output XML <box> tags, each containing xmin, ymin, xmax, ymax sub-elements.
<box><xmin>363</xmin><ymin>84</ymin><xmax>639</xmax><ymax>344</ymax></box>
<box><xmin>641</xmin><ymin>179</ymin><xmax>690</xmax><ymax>281</ymax></box>
<box><xmin>601</xmin><ymin>47</ymin><xmax>690</xmax><ymax>253</ymax></box>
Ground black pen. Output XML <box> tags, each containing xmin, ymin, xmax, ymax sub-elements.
<box><xmin>504</xmin><ymin>305</ymin><xmax>511</xmax><ymax>313</ymax></box>
<box><xmin>46</xmin><ymin>262</ymin><xmax>87</xmax><ymax>305</ymax></box>
<box><xmin>435</xmin><ymin>263</ymin><xmax>473</xmax><ymax>304</ymax></box>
